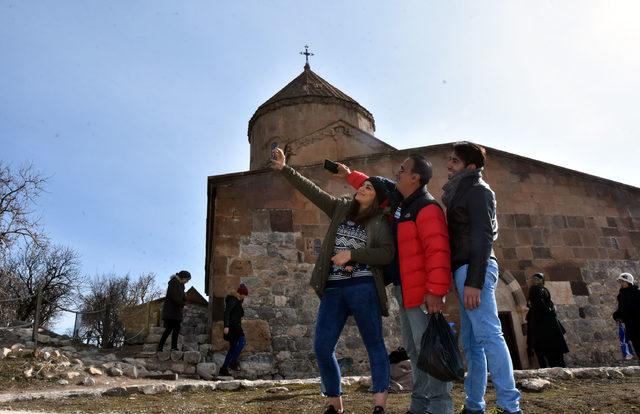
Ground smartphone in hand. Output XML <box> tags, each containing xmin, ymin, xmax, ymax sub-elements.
<box><xmin>323</xmin><ymin>159</ymin><xmax>339</xmax><ymax>174</ymax></box>
<box><xmin>270</xmin><ymin>142</ymin><xmax>278</xmax><ymax>160</ymax></box>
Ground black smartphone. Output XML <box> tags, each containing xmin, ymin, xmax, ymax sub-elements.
<box><xmin>323</xmin><ymin>159</ymin><xmax>339</xmax><ymax>174</ymax></box>
<box><xmin>270</xmin><ymin>142</ymin><xmax>278</xmax><ymax>160</ymax></box>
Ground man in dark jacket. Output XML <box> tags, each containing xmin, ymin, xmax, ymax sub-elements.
<box><xmin>613</xmin><ymin>272</ymin><xmax>640</xmax><ymax>356</ymax></box>
<box><xmin>219</xmin><ymin>283</ymin><xmax>248</xmax><ymax>377</ymax></box>
<box><xmin>442</xmin><ymin>142</ymin><xmax>521</xmax><ymax>414</ymax></box>
<box><xmin>158</xmin><ymin>270</ymin><xmax>191</xmax><ymax>351</ymax></box>
<box><xmin>526</xmin><ymin>273</ymin><xmax>569</xmax><ymax>367</ymax></box>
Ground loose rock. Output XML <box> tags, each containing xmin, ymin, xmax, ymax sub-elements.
<box><xmin>82</xmin><ymin>376</ymin><xmax>96</xmax><ymax>386</ymax></box>
<box><xmin>196</xmin><ymin>362</ymin><xmax>218</xmax><ymax>380</ymax></box>
<box><xmin>520</xmin><ymin>378</ymin><xmax>552</xmax><ymax>392</ymax></box>
<box><xmin>60</xmin><ymin>371</ymin><xmax>81</xmax><ymax>381</ymax></box>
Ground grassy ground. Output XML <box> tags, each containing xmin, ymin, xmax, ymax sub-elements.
<box><xmin>1</xmin><ymin>377</ymin><xmax>640</xmax><ymax>414</ymax></box>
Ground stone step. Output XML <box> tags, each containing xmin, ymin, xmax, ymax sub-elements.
<box><xmin>149</xmin><ymin>327</ymin><xmax>165</xmax><ymax>335</ymax></box>
<box><xmin>144</xmin><ymin>334</ymin><xmax>162</xmax><ymax>344</ymax></box>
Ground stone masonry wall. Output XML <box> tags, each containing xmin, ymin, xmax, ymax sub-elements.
<box><xmin>207</xmin><ymin>143</ymin><xmax>640</xmax><ymax>375</ymax></box>
<box><xmin>143</xmin><ymin>303</ymin><xmax>211</xmax><ymax>356</ymax></box>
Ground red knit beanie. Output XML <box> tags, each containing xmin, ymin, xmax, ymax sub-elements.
<box><xmin>237</xmin><ymin>283</ymin><xmax>248</xmax><ymax>296</ymax></box>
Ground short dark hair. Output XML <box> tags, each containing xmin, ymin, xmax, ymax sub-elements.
<box><xmin>453</xmin><ymin>141</ymin><xmax>486</xmax><ymax>169</ymax></box>
<box><xmin>177</xmin><ymin>270</ymin><xmax>191</xmax><ymax>280</ymax></box>
<box><xmin>409</xmin><ymin>154</ymin><xmax>433</xmax><ymax>187</ymax></box>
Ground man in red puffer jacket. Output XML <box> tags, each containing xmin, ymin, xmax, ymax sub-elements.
<box><xmin>339</xmin><ymin>155</ymin><xmax>453</xmax><ymax>414</ymax></box>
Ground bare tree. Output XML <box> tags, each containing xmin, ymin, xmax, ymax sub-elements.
<box><xmin>0</xmin><ymin>241</ymin><xmax>83</xmax><ymax>327</ymax></box>
<box><xmin>130</xmin><ymin>272</ymin><xmax>163</xmax><ymax>305</ymax></box>
<box><xmin>0</xmin><ymin>163</ymin><xmax>47</xmax><ymax>255</ymax></box>
<box><xmin>79</xmin><ymin>273</ymin><xmax>161</xmax><ymax>348</ymax></box>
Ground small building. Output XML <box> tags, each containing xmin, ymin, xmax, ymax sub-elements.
<box><xmin>205</xmin><ymin>60</ymin><xmax>640</xmax><ymax>377</ymax></box>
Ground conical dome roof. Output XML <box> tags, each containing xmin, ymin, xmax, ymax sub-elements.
<box><xmin>248</xmin><ymin>64</ymin><xmax>375</xmax><ymax>139</ymax></box>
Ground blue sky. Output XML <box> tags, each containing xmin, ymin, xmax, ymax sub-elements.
<box><xmin>2</xmin><ymin>1</ymin><xmax>639</xmax><ymax>332</ymax></box>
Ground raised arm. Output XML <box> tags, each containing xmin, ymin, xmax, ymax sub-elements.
<box><xmin>339</xmin><ymin>164</ymin><xmax>370</xmax><ymax>191</ymax></box>
<box><xmin>271</xmin><ymin>148</ymin><xmax>339</xmax><ymax>217</ymax></box>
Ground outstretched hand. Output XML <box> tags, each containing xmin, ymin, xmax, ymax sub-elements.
<box><xmin>335</xmin><ymin>162</ymin><xmax>351</xmax><ymax>178</ymax></box>
<box><xmin>271</xmin><ymin>148</ymin><xmax>286</xmax><ymax>170</ymax></box>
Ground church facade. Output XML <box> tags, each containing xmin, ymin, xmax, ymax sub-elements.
<box><xmin>205</xmin><ymin>62</ymin><xmax>640</xmax><ymax>378</ymax></box>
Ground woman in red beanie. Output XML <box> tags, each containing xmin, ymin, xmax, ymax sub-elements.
<box><xmin>219</xmin><ymin>283</ymin><xmax>248</xmax><ymax>376</ymax></box>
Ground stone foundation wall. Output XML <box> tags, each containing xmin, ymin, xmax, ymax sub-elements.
<box><xmin>143</xmin><ymin>303</ymin><xmax>211</xmax><ymax>357</ymax></box>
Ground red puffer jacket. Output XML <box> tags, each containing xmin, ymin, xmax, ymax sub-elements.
<box><xmin>348</xmin><ymin>171</ymin><xmax>451</xmax><ymax>308</ymax></box>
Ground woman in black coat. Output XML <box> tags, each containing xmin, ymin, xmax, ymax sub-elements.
<box><xmin>219</xmin><ymin>283</ymin><xmax>248</xmax><ymax>376</ymax></box>
<box><xmin>613</xmin><ymin>272</ymin><xmax>640</xmax><ymax>356</ymax></box>
<box><xmin>157</xmin><ymin>270</ymin><xmax>191</xmax><ymax>351</ymax></box>
<box><xmin>526</xmin><ymin>273</ymin><xmax>569</xmax><ymax>368</ymax></box>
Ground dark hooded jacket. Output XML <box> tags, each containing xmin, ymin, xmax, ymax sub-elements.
<box><xmin>526</xmin><ymin>284</ymin><xmax>569</xmax><ymax>355</ymax></box>
<box><xmin>162</xmin><ymin>275</ymin><xmax>186</xmax><ymax>321</ymax></box>
<box><xmin>223</xmin><ymin>294</ymin><xmax>245</xmax><ymax>341</ymax></box>
<box><xmin>613</xmin><ymin>284</ymin><xmax>640</xmax><ymax>348</ymax></box>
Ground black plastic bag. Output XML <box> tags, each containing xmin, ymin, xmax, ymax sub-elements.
<box><xmin>417</xmin><ymin>312</ymin><xmax>465</xmax><ymax>381</ymax></box>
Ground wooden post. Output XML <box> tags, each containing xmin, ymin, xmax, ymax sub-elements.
<box><xmin>145</xmin><ymin>302</ymin><xmax>150</xmax><ymax>339</ymax></box>
<box><xmin>32</xmin><ymin>284</ymin><xmax>43</xmax><ymax>348</ymax></box>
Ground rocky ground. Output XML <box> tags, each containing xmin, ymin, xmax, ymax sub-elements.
<box><xmin>2</xmin><ymin>329</ymin><xmax>639</xmax><ymax>413</ymax></box>
<box><xmin>0</xmin><ymin>328</ymin><xmax>222</xmax><ymax>386</ymax></box>
<box><xmin>0</xmin><ymin>376</ymin><xmax>639</xmax><ymax>413</ymax></box>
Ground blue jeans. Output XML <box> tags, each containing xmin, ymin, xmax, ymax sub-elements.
<box><xmin>394</xmin><ymin>286</ymin><xmax>453</xmax><ymax>414</ymax></box>
<box><xmin>222</xmin><ymin>335</ymin><xmax>246</xmax><ymax>368</ymax></box>
<box><xmin>314</xmin><ymin>281</ymin><xmax>389</xmax><ymax>397</ymax></box>
<box><xmin>454</xmin><ymin>260</ymin><xmax>521</xmax><ymax>413</ymax></box>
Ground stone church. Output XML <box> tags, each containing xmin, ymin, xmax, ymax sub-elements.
<box><xmin>205</xmin><ymin>59</ymin><xmax>640</xmax><ymax>378</ymax></box>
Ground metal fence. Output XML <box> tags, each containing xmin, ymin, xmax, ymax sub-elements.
<box><xmin>0</xmin><ymin>287</ymin><xmax>147</xmax><ymax>348</ymax></box>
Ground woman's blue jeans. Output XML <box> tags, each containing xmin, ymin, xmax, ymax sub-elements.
<box><xmin>222</xmin><ymin>335</ymin><xmax>246</xmax><ymax>369</ymax></box>
<box><xmin>314</xmin><ymin>281</ymin><xmax>389</xmax><ymax>397</ymax></box>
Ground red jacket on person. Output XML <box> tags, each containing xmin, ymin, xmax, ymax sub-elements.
<box><xmin>348</xmin><ymin>170</ymin><xmax>451</xmax><ymax>308</ymax></box>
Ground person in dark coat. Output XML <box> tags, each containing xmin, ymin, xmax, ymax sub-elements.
<box><xmin>157</xmin><ymin>270</ymin><xmax>191</xmax><ymax>351</ymax></box>
<box><xmin>613</xmin><ymin>272</ymin><xmax>640</xmax><ymax>356</ymax></box>
<box><xmin>219</xmin><ymin>283</ymin><xmax>248</xmax><ymax>377</ymax></box>
<box><xmin>526</xmin><ymin>273</ymin><xmax>569</xmax><ymax>368</ymax></box>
